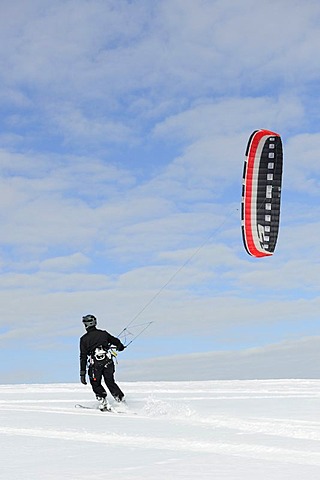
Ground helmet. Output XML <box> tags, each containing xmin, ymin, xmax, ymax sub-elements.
<box><xmin>82</xmin><ymin>314</ymin><xmax>97</xmax><ymax>329</ymax></box>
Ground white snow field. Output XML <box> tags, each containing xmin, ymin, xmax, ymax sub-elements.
<box><xmin>0</xmin><ymin>380</ymin><xmax>320</xmax><ymax>479</ymax></box>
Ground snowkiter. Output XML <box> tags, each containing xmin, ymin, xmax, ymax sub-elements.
<box><xmin>80</xmin><ymin>314</ymin><xmax>125</xmax><ymax>410</ymax></box>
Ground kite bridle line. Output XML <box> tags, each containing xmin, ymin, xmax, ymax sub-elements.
<box><xmin>118</xmin><ymin>321</ymin><xmax>154</xmax><ymax>347</ymax></box>
<box><xmin>118</xmin><ymin>206</ymin><xmax>238</xmax><ymax>347</ymax></box>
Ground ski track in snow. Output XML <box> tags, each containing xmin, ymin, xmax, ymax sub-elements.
<box><xmin>1</xmin><ymin>380</ymin><xmax>320</xmax><ymax>478</ymax></box>
<box><xmin>1</xmin><ymin>424</ymin><xmax>320</xmax><ymax>466</ymax></box>
<box><xmin>1</xmin><ymin>401</ymin><xmax>320</xmax><ymax>442</ymax></box>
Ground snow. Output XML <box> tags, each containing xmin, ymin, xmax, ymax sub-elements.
<box><xmin>1</xmin><ymin>380</ymin><xmax>320</xmax><ymax>479</ymax></box>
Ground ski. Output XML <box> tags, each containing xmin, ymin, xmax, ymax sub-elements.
<box><xmin>75</xmin><ymin>403</ymin><xmax>136</xmax><ymax>415</ymax></box>
<box><xmin>75</xmin><ymin>403</ymin><xmax>117</xmax><ymax>413</ymax></box>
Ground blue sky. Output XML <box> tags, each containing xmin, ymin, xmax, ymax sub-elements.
<box><xmin>1</xmin><ymin>0</ymin><xmax>320</xmax><ymax>383</ymax></box>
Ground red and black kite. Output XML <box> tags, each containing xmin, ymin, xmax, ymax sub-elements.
<box><xmin>241</xmin><ymin>129</ymin><xmax>283</xmax><ymax>257</ymax></box>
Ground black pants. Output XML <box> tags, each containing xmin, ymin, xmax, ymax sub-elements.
<box><xmin>88</xmin><ymin>360</ymin><xmax>124</xmax><ymax>401</ymax></box>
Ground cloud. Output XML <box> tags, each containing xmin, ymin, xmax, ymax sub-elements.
<box><xmin>0</xmin><ymin>1</ymin><xmax>317</xmax><ymax>135</ymax></box>
<box><xmin>285</xmin><ymin>133</ymin><xmax>320</xmax><ymax>195</ymax></box>
<box><xmin>153</xmin><ymin>97</ymin><xmax>304</xmax><ymax>141</ymax></box>
<box><xmin>39</xmin><ymin>252</ymin><xmax>90</xmax><ymax>272</ymax></box>
<box><xmin>0</xmin><ymin>148</ymin><xmax>139</xmax><ymax>261</ymax></box>
<box><xmin>119</xmin><ymin>336</ymin><xmax>320</xmax><ymax>381</ymax></box>
<box><xmin>51</xmin><ymin>104</ymin><xmax>137</xmax><ymax>146</ymax></box>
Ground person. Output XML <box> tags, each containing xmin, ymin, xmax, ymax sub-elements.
<box><xmin>79</xmin><ymin>314</ymin><xmax>125</xmax><ymax>411</ymax></box>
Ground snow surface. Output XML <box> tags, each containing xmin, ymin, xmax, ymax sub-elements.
<box><xmin>1</xmin><ymin>380</ymin><xmax>320</xmax><ymax>479</ymax></box>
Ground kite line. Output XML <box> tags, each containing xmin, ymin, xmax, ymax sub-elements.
<box><xmin>118</xmin><ymin>206</ymin><xmax>238</xmax><ymax>346</ymax></box>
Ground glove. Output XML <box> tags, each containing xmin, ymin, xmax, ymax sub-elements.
<box><xmin>80</xmin><ymin>372</ymin><xmax>87</xmax><ymax>385</ymax></box>
<box><xmin>117</xmin><ymin>343</ymin><xmax>125</xmax><ymax>352</ymax></box>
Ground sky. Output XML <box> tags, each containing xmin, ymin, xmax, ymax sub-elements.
<box><xmin>1</xmin><ymin>0</ymin><xmax>320</xmax><ymax>383</ymax></box>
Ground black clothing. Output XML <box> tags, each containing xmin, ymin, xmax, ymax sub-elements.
<box><xmin>79</xmin><ymin>326</ymin><xmax>125</xmax><ymax>401</ymax></box>
<box><xmin>79</xmin><ymin>327</ymin><xmax>124</xmax><ymax>373</ymax></box>
<box><xmin>88</xmin><ymin>361</ymin><xmax>124</xmax><ymax>400</ymax></box>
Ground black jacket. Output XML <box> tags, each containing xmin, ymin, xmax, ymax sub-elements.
<box><xmin>80</xmin><ymin>327</ymin><xmax>124</xmax><ymax>373</ymax></box>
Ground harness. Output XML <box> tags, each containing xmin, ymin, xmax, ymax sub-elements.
<box><xmin>88</xmin><ymin>345</ymin><xmax>118</xmax><ymax>380</ymax></box>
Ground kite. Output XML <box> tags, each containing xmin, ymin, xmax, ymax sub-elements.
<box><xmin>241</xmin><ymin>129</ymin><xmax>283</xmax><ymax>257</ymax></box>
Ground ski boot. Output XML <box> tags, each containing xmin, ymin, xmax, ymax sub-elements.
<box><xmin>97</xmin><ymin>396</ymin><xmax>112</xmax><ymax>412</ymax></box>
<box><xmin>114</xmin><ymin>394</ymin><xmax>126</xmax><ymax>403</ymax></box>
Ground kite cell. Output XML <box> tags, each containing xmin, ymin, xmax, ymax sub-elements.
<box><xmin>241</xmin><ymin>129</ymin><xmax>283</xmax><ymax>257</ymax></box>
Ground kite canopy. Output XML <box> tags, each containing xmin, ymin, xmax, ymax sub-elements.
<box><xmin>241</xmin><ymin>129</ymin><xmax>283</xmax><ymax>257</ymax></box>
